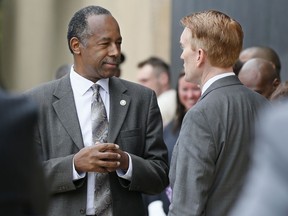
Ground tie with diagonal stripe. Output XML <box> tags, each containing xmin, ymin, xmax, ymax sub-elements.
<box><xmin>91</xmin><ymin>84</ymin><xmax>112</xmax><ymax>216</ymax></box>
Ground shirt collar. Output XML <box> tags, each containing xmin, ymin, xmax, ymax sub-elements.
<box><xmin>201</xmin><ymin>72</ymin><xmax>235</xmax><ymax>95</ymax></box>
<box><xmin>70</xmin><ymin>66</ymin><xmax>109</xmax><ymax>95</ymax></box>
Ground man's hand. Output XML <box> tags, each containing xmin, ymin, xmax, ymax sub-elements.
<box><xmin>74</xmin><ymin>143</ymin><xmax>129</xmax><ymax>173</ymax></box>
<box><xmin>106</xmin><ymin>148</ymin><xmax>129</xmax><ymax>172</ymax></box>
<box><xmin>74</xmin><ymin>143</ymin><xmax>121</xmax><ymax>173</ymax></box>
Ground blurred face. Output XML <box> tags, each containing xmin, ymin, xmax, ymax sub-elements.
<box><xmin>178</xmin><ymin>76</ymin><xmax>201</xmax><ymax>110</ymax></box>
<box><xmin>75</xmin><ymin>14</ymin><xmax>122</xmax><ymax>82</ymax></box>
<box><xmin>180</xmin><ymin>27</ymin><xmax>200</xmax><ymax>83</ymax></box>
<box><xmin>137</xmin><ymin>64</ymin><xmax>161</xmax><ymax>96</ymax></box>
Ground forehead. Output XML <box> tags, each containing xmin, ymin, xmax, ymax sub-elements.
<box><xmin>180</xmin><ymin>27</ymin><xmax>192</xmax><ymax>45</ymax></box>
<box><xmin>87</xmin><ymin>14</ymin><xmax>121</xmax><ymax>39</ymax></box>
<box><xmin>137</xmin><ymin>65</ymin><xmax>155</xmax><ymax>78</ymax></box>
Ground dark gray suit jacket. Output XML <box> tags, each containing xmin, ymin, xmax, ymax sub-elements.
<box><xmin>169</xmin><ymin>76</ymin><xmax>268</xmax><ymax>216</ymax></box>
<box><xmin>26</xmin><ymin>75</ymin><xmax>169</xmax><ymax>216</ymax></box>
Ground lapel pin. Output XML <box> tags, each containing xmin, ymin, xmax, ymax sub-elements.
<box><xmin>120</xmin><ymin>100</ymin><xmax>126</xmax><ymax>106</ymax></box>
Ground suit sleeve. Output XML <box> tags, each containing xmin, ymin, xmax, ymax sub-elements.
<box><xmin>125</xmin><ymin>90</ymin><xmax>169</xmax><ymax>194</ymax></box>
<box><xmin>169</xmin><ymin>108</ymin><xmax>216</xmax><ymax>216</ymax></box>
<box><xmin>33</xmin><ymin>122</ymin><xmax>83</xmax><ymax>194</ymax></box>
<box><xmin>31</xmin><ymin>100</ymin><xmax>84</xmax><ymax>194</ymax></box>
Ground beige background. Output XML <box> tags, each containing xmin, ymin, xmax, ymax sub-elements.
<box><xmin>1</xmin><ymin>0</ymin><xmax>171</xmax><ymax>92</ymax></box>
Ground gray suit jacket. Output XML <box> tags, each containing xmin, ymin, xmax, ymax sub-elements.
<box><xmin>169</xmin><ymin>76</ymin><xmax>268</xmax><ymax>216</ymax></box>
<box><xmin>26</xmin><ymin>75</ymin><xmax>169</xmax><ymax>216</ymax></box>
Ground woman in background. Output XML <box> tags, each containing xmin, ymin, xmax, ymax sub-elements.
<box><xmin>164</xmin><ymin>72</ymin><xmax>201</xmax><ymax>164</ymax></box>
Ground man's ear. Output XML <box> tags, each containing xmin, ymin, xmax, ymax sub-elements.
<box><xmin>197</xmin><ymin>48</ymin><xmax>205</xmax><ymax>67</ymax></box>
<box><xmin>272</xmin><ymin>78</ymin><xmax>281</xmax><ymax>90</ymax></box>
<box><xmin>70</xmin><ymin>37</ymin><xmax>81</xmax><ymax>55</ymax></box>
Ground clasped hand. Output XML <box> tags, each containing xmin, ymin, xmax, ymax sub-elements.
<box><xmin>74</xmin><ymin>143</ymin><xmax>129</xmax><ymax>173</ymax></box>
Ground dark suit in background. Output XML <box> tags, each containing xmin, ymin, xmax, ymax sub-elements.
<box><xmin>142</xmin><ymin>121</ymin><xmax>179</xmax><ymax>215</ymax></box>
<box><xmin>0</xmin><ymin>89</ymin><xmax>48</xmax><ymax>215</ymax></box>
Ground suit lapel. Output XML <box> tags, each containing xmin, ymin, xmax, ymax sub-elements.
<box><xmin>108</xmin><ymin>77</ymin><xmax>131</xmax><ymax>143</ymax></box>
<box><xmin>52</xmin><ymin>75</ymin><xmax>84</xmax><ymax>150</ymax></box>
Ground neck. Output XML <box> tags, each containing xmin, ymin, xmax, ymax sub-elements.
<box><xmin>200</xmin><ymin>66</ymin><xmax>233</xmax><ymax>88</ymax></box>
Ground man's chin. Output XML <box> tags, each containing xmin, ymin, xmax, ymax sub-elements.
<box><xmin>100</xmin><ymin>70</ymin><xmax>117</xmax><ymax>79</ymax></box>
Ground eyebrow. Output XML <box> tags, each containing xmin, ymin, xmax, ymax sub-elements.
<box><xmin>100</xmin><ymin>36</ymin><xmax>122</xmax><ymax>42</ymax></box>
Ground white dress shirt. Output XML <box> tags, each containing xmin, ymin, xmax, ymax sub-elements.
<box><xmin>201</xmin><ymin>72</ymin><xmax>235</xmax><ymax>95</ymax></box>
<box><xmin>69</xmin><ymin>67</ymin><xmax>132</xmax><ymax>215</ymax></box>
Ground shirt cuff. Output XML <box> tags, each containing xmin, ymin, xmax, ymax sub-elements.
<box><xmin>148</xmin><ymin>200</ymin><xmax>166</xmax><ymax>216</ymax></box>
<box><xmin>72</xmin><ymin>156</ymin><xmax>86</xmax><ymax>180</ymax></box>
<box><xmin>116</xmin><ymin>152</ymin><xmax>132</xmax><ymax>181</ymax></box>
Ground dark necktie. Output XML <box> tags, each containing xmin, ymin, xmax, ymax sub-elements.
<box><xmin>91</xmin><ymin>84</ymin><xmax>112</xmax><ymax>216</ymax></box>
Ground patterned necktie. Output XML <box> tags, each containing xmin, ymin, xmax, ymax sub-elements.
<box><xmin>91</xmin><ymin>84</ymin><xmax>112</xmax><ymax>216</ymax></box>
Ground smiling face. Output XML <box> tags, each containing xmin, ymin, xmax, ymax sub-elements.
<box><xmin>72</xmin><ymin>14</ymin><xmax>122</xmax><ymax>82</ymax></box>
<box><xmin>178</xmin><ymin>75</ymin><xmax>201</xmax><ymax>111</ymax></box>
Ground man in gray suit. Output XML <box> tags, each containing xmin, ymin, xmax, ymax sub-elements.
<box><xmin>168</xmin><ymin>10</ymin><xmax>268</xmax><ymax>216</ymax></box>
<box><xmin>26</xmin><ymin>5</ymin><xmax>168</xmax><ymax>216</ymax></box>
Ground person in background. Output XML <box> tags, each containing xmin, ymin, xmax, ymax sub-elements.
<box><xmin>144</xmin><ymin>71</ymin><xmax>201</xmax><ymax>216</ymax></box>
<box><xmin>234</xmin><ymin>46</ymin><xmax>281</xmax><ymax>80</ymax></box>
<box><xmin>0</xmin><ymin>88</ymin><xmax>48</xmax><ymax>215</ymax></box>
<box><xmin>229</xmin><ymin>101</ymin><xmax>288</xmax><ymax>216</ymax></box>
<box><xmin>270</xmin><ymin>80</ymin><xmax>288</xmax><ymax>101</ymax></box>
<box><xmin>164</xmin><ymin>72</ymin><xmax>201</xmax><ymax>164</ymax></box>
<box><xmin>137</xmin><ymin>56</ymin><xmax>176</xmax><ymax>126</ymax></box>
<box><xmin>168</xmin><ymin>10</ymin><xmax>268</xmax><ymax>216</ymax></box>
<box><xmin>25</xmin><ymin>5</ymin><xmax>168</xmax><ymax>216</ymax></box>
<box><xmin>54</xmin><ymin>64</ymin><xmax>71</xmax><ymax>79</ymax></box>
<box><xmin>232</xmin><ymin>59</ymin><xmax>244</xmax><ymax>75</ymax></box>
<box><xmin>238</xmin><ymin>58</ymin><xmax>280</xmax><ymax>99</ymax></box>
